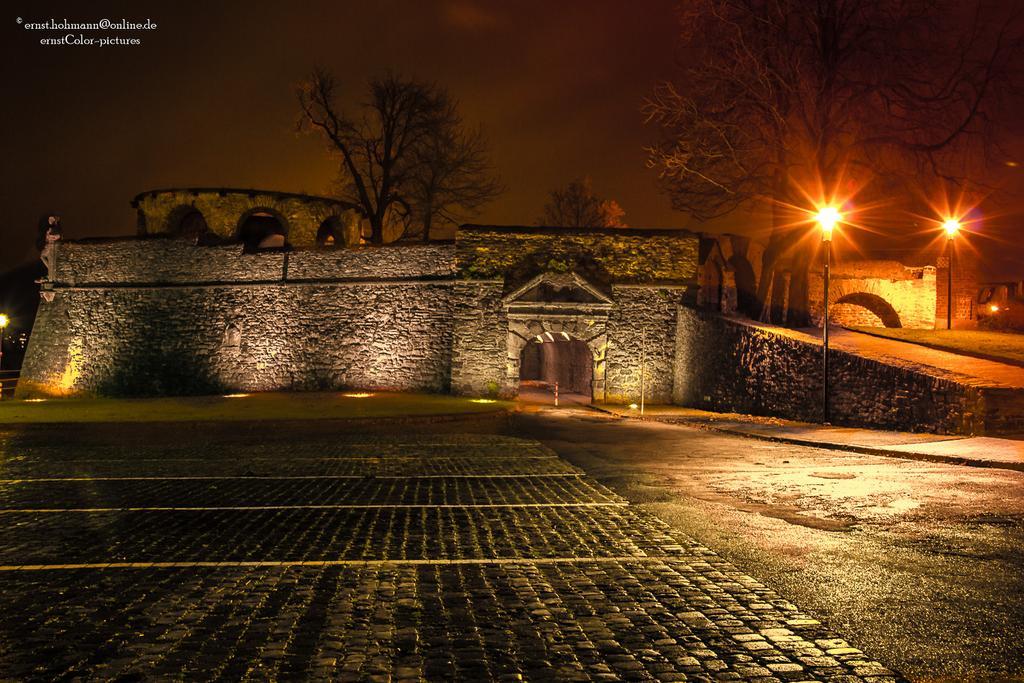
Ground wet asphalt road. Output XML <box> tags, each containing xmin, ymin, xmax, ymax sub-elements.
<box><xmin>511</xmin><ymin>409</ymin><xmax>1024</xmax><ymax>682</ymax></box>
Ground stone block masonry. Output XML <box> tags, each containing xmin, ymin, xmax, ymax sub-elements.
<box><xmin>18</xmin><ymin>241</ymin><xmax>456</xmax><ymax>397</ymax></box>
<box><xmin>604</xmin><ymin>286</ymin><xmax>685</xmax><ymax>404</ymax></box>
<box><xmin>674</xmin><ymin>308</ymin><xmax>1024</xmax><ymax>435</ymax></box>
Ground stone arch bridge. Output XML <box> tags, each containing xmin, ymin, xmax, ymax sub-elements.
<box><xmin>807</xmin><ymin>260</ymin><xmax>937</xmax><ymax>329</ymax></box>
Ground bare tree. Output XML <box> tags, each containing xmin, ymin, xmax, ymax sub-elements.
<box><xmin>297</xmin><ymin>68</ymin><xmax>501</xmax><ymax>243</ymax></box>
<box><xmin>540</xmin><ymin>178</ymin><xmax>628</xmax><ymax>228</ymax></box>
<box><xmin>406</xmin><ymin>118</ymin><xmax>504</xmax><ymax>241</ymax></box>
<box><xmin>644</xmin><ymin>0</ymin><xmax>1022</xmax><ymax>324</ymax></box>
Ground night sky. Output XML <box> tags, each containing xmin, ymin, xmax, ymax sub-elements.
<box><xmin>1</xmin><ymin>0</ymin><xmax>691</xmax><ymax>271</ymax></box>
<box><xmin>2</xmin><ymin>1</ymin><xmax>1022</xmax><ymax>275</ymax></box>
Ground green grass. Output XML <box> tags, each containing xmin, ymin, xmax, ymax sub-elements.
<box><xmin>849</xmin><ymin>327</ymin><xmax>1024</xmax><ymax>366</ymax></box>
<box><xmin>0</xmin><ymin>391</ymin><xmax>510</xmax><ymax>424</ymax></box>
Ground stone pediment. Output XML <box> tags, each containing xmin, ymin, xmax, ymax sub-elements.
<box><xmin>503</xmin><ymin>271</ymin><xmax>613</xmax><ymax>309</ymax></box>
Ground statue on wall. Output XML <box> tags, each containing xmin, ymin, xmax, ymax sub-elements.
<box><xmin>36</xmin><ymin>213</ymin><xmax>63</xmax><ymax>276</ymax></box>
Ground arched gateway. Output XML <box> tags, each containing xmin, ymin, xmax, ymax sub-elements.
<box><xmin>503</xmin><ymin>271</ymin><xmax>610</xmax><ymax>401</ymax></box>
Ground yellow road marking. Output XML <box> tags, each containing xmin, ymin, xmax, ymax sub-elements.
<box><xmin>0</xmin><ymin>474</ymin><xmax>582</xmax><ymax>483</ymax></box>
<box><xmin>0</xmin><ymin>502</ymin><xmax>628</xmax><ymax>513</ymax></box>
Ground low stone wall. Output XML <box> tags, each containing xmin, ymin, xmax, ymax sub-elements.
<box><xmin>674</xmin><ymin>309</ymin><xmax>1024</xmax><ymax>435</ymax></box>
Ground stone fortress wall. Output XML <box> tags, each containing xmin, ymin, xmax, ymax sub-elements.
<box><xmin>19</xmin><ymin>241</ymin><xmax>457</xmax><ymax>397</ymax></box>
<box><xmin>18</xmin><ymin>185</ymin><xmax>1001</xmax><ymax>434</ymax></box>
<box><xmin>18</xmin><ymin>209</ymin><xmax>704</xmax><ymax>404</ymax></box>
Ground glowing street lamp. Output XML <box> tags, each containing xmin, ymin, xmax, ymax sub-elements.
<box><xmin>0</xmin><ymin>314</ymin><xmax>8</xmax><ymax>399</ymax></box>
<box><xmin>815</xmin><ymin>207</ymin><xmax>841</xmax><ymax>423</ymax></box>
<box><xmin>942</xmin><ymin>218</ymin><xmax>961</xmax><ymax>330</ymax></box>
<box><xmin>0</xmin><ymin>313</ymin><xmax>8</xmax><ymax>368</ymax></box>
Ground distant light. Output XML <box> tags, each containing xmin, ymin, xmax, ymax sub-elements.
<box><xmin>24</xmin><ymin>398</ymin><xmax>46</xmax><ymax>403</ymax></box>
<box><xmin>224</xmin><ymin>393</ymin><xmax>250</xmax><ymax>398</ymax></box>
<box><xmin>560</xmin><ymin>331</ymin><xmax>570</xmax><ymax>340</ymax></box>
<box><xmin>343</xmin><ymin>392</ymin><xmax>373</xmax><ymax>398</ymax></box>
<box><xmin>628</xmin><ymin>403</ymin><xmax>639</xmax><ymax>410</ymax></box>
<box><xmin>0</xmin><ymin>314</ymin><xmax>8</xmax><ymax>329</ymax></box>
<box><xmin>470</xmin><ymin>398</ymin><xmax>496</xmax><ymax>403</ymax></box>
<box><xmin>942</xmin><ymin>218</ymin><xmax>961</xmax><ymax>238</ymax></box>
<box><xmin>990</xmin><ymin>304</ymin><xmax>1000</xmax><ymax>313</ymax></box>
<box><xmin>815</xmin><ymin>206</ymin><xmax>842</xmax><ymax>241</ymax></box>
<box><xmin>535</xmin><ymin>335</ymin><xmax>544</xmax><ymax>343</ymax></box>
<box><xmin>1006</xmin><ymin>161</ymin><xmax>1020</xmax><ymax>167</ymax></box>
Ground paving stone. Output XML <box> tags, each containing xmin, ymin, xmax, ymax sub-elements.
<box><xmin>0</xmin><ymin>431</ymin><xmax>903</xmax><ymax>682</ymax></box>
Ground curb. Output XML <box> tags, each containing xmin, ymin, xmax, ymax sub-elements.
<box><xmin>587</xmin><ymin>405</ymin><xmax>1024</xmax><ymax>474</ymax></box>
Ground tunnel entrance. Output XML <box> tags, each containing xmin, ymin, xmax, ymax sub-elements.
<box><xmin>518</xmin><ymin>335</ymin><xmax>594</xmax><ymax>404</ymax></box>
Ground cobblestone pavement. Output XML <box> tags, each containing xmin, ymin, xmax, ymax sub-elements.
<box><xmin>0</xmin><ymin>431</ymin><xmax>903</xmax><ymax>681</ymax></box>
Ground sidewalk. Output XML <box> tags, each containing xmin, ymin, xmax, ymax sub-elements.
<box><xmin>789</xmin><ymin>326</ymin><xmax>1024</xmax><ymax>389</ymax></box>
<box><xmin>591</xmin><ymin>403</ymin><xmax>1024</xmax><ymax>473</ymax></box>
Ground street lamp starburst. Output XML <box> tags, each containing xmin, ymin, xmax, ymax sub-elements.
<box><xmin>816</xmin><ymin>206</ymin><xmax>842</xmax><ymax>241</ymax></box>
<box><xmin>942</xmin><ymin>218</ymin><xmax>961</xmax><ymax>239</ymax></box>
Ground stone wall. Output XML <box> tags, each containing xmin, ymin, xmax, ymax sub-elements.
<box><xmin>19</xmin><ymin>241</ymin><xmax>456</xmax><ymax>397</ymax></box>
<box><xmin>604</xmin><ymin>286</ymin><xmax>686</xmax><ymax>403</ymax></box>
<box><xmin>450</xmin><ymin>281</ymin><xmax>508</xmax><ymax>397</ymax></box>
<box><xmin>50</xmin><ymin>240</ymin><xmax>455</xmax><ymax>284</ymax></box>
<box><xmin>133</xmin><ymin>188</ymin><xmax>361</xmax><ymax>247</ymax></box>
<box><xmin>22</xmin><ymin>226</ymin><xmax>706</xmax><ymax>402</ymax></box>
<box><xmin>674</xmin><ymin>309</ymin><xmax>1024</xmax><ymax>435</ymax></box>
<box><xmin>449</xmin><ymin>225</ymin><xmax>701</xmax><ymax>400</ymax></box>
<box><xmin>456</xmin><ymin>225</ymin><xmax>699</xmax><ymax>284</ymax></box>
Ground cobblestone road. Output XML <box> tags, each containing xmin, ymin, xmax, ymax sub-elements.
<box><xmin>0</xmin><ymin>432</ymin><xmax>902</xmax><ymax>681</ymax></box>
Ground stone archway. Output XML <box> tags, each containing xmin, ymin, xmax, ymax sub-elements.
<box><xmin>502</xmin><ymin>271</ymin><xmax>613</xmax><ymax>402</ymax></box>
<box><xmin>507</xmin><ymin>317</ymin><xmax>608</xmax><ymax>402</ymax></box>
<box><xmin>316</xmin><ymin>216</ymin><xmax>343</xmax><ymax>247</ymax></box>
<box><xmin>832</xmin><ymin>291</ymin><xmax>902</xmax><ymax>328</ymax></box>
<box><xmin>165</xmin><ymin>205</ymin><xmax>209</xmax><ymax>241</ymax></box>
<box><xmin>237</xmin><ymin>207</ymin><xmax>289</xmax><ymax>252</ymax></box>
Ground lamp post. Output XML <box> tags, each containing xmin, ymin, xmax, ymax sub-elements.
<box><xmin>639</xmin><ymin>326</ymin><xmax>646</xmax><ymax>416</ymax></box>
<box><xmin>0</xmin><ymin>314</ymin><xmax>8</xmax><ymax>400</ymax></box>
<box><xmin>815</xmin><ymin>207</ymin><xmax>841</xmax><ymax>424</ymax></box>
<box><xmin>0</xmin><ymin>314</ymin><xmax>8</xmax><ymax>371</ymax></box>
<box><xmin>942</xmin><ymin>218</ymin><xmax>961</xmax><ymax>330</ymax></box>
